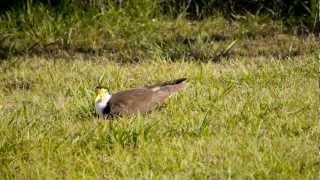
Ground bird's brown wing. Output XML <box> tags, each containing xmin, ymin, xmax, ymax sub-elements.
<box><xmin>109</xmin><ymin>88</ymin><xmax>171</xmax><ymax>115</ymax></box>
<box><xmin>108</xmin><ymin>78</ymin><xmax>187</xmax><ymax>115</ymax></box>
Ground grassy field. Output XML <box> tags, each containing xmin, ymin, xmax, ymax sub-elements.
<box><xmin>0</xmin><ymin>54</ymin><xmax>319</xmax><ymax>178</ymax></box>
<box><xmin>0</xmin><ymin>1</ymin><xmax>319</xmax><ymax>178</ymax></box>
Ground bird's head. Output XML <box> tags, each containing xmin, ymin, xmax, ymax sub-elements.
<box><xmin>95</xmin><ymin>86</ymin><xmax>110</xmax><ymax>103</ymax></box>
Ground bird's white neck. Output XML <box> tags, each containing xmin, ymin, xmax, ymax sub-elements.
<box><xmin>95</xmin><ymin>94</ymin><xmax>112</xmax><ymax>116</ymax></box>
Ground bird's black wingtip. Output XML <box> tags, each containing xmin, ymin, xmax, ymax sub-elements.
<box><xmin>174</xmin><ymin>78</ymin><xmax>187</xmax><ymax>84</ymax></box>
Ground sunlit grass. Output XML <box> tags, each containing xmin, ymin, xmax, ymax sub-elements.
<box><xmin>0</xmin><ymin>55</ymin><xmax>319</xmax><ymax>179</ymax></box>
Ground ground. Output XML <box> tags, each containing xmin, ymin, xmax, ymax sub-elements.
<box><xmin>0</xmin><ymin>54</ymin><xmax>319</xmax><ymax>178</ymax></box>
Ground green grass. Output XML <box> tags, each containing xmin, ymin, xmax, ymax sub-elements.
<box><xmin>0</xmin><ymin>3</ymin><xmax>319</xmax><ymax>179</ymax></box>
<box><xmin>1</xmin><ymin>5</ymin><xmax>319</xmax><ymax>61</ymax></box>
<box><xmin>0</xmin><ymin>55</ymin><xmax>319</xmax><ymax>179</ymax></box>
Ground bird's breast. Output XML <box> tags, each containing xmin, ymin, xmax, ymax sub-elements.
<box><xmin>95</xmin><ymin>101</ymin><xmax>107</xmax><ymax>115</ymax></box>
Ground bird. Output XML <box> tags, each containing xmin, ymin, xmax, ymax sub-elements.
<box><xmin>95</xmin><ymin>78</ymin><xmax>187</xmax><ymax>118</ymax></box>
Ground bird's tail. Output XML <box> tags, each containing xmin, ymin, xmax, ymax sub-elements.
<box><xmin>147</xmin><ymin>78</ymin><xmax>187</xmax><ymax>87</ymax></box>
<box><xmin>148</xmin><ymin>78</ymin><xmax>187</xmax><ymax>94</ymax></box>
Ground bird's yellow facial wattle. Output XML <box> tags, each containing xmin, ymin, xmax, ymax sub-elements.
<box><xmin>95</xmin><ymin>88</ymin><xmax>109</xmax><ymax>103</ymax></box>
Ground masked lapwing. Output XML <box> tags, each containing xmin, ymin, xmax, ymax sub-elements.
<box><xmin>95</xmin><ymin>78</ymin><xmax>187</xmax><ymax>118</ymax></box>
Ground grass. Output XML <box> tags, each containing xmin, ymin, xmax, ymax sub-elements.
<box><xmin>1</xmin><ymin>6</ymin><xmax>319</xmax><ymax>61</ymax></box>
<box><xmin>0</xmin><ymin>4</ymin><xmax>319</xmax><ymax>178</ymax></box>
<box><xmin>0</xmin><ymin>54</ymin><xmax>319</xmax><ymax>179</ymax></box>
